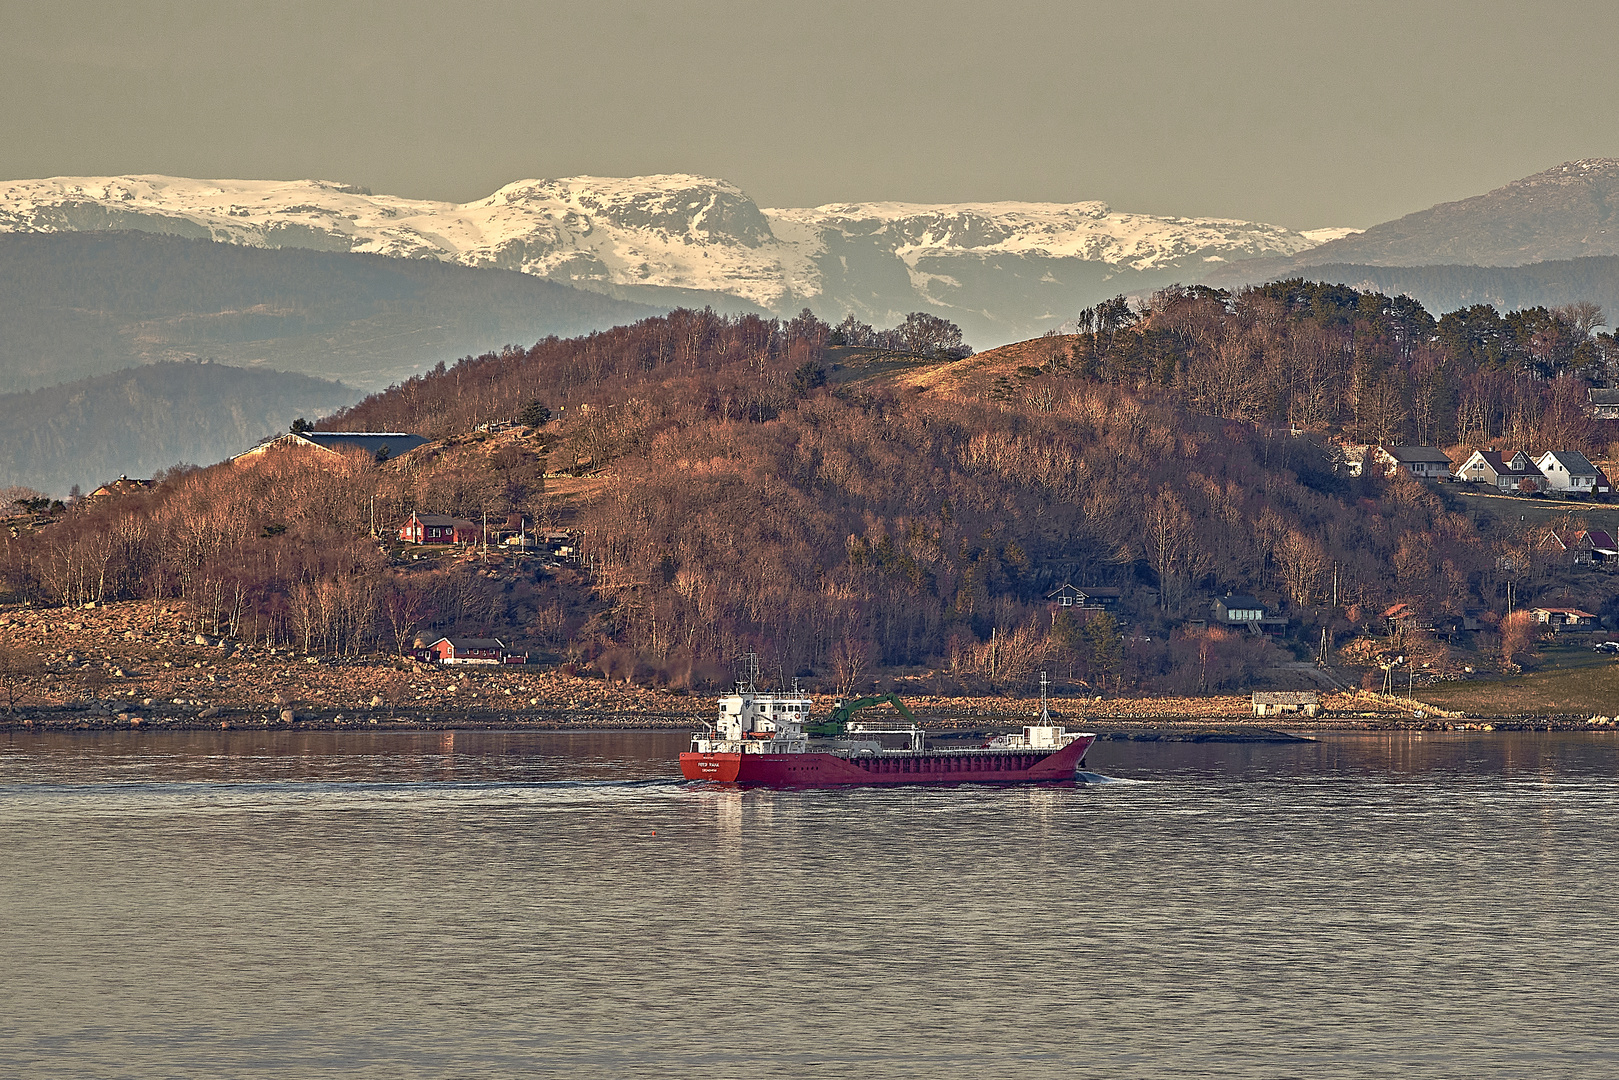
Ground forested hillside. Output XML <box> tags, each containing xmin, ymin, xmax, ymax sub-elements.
<box><xmin>0</xmin><ymin>231</ymin><xmax>658</xmax><ymax>392</ymax></box>
<box><xmin>1022</xmin><ymin>281</ymin><xmax>1616</xmax><ymax>453</ymax></box>
<box><xmin>7</xmin><ymin>291</ymin><xmax>1619</xmax><ymax>694</ymax></box>
<box><xmin>1204</xmin><ymin>257</ymin><xmax>1619</xmax><ymax>336</ymax></box>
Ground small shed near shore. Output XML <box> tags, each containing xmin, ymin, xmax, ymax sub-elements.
<box><xmin>1252</xmin><ymin>690</ymin><xmax>1320</xmax><ymax>718</ymax></box>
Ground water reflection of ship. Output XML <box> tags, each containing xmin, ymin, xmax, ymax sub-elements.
<box><xmin>681</xmin><ymin>665</ymin><xmax>1095</xmax><ymax>788</ymax></box>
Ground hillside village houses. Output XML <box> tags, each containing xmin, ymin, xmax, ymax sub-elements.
<box><xmin>1342</xmin><ymin>441</ymin><xmax>1613</xmax><ymax>498</ymax></box>
<box><xmin>1379</xmin><ymin>445</ymin><xmax>1455</xmax><ymax>480</ymax></box>
<box><xmin>1451</xmin><ymin>447</ymin><xmax>1610</xmax><ymax>495</ymax></box>
<box><xmin>1529</xmin><ymin>606</ymin><xmax>1598</xmax><ymax>630</ymax></box>
<box><xmin>1538</xmin><ymin>527</ymin><xmax>1619</xmax><ymax>565</ymax></box>
<box><xmin>1211</xmin><ymin>593</ymin><xmax>1288</xmax><ymax>634</ymax></box>
<box><xmin>84</xmin><ymin>475</ymin><xmax>155</xmax><ymax>500</ymax></box>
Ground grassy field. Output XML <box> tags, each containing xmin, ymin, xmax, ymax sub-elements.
<box><xmin>1418</xmin><ymin>642</ymin><xmax>1619</xmax><ymax>715</ymax></box>
<box><xmin>1445</xmin><ymin>487</ymin><xmax>1619</xmax><ymax>534</ymax></box>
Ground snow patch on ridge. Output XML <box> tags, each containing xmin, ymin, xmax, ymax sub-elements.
<box><xmin>767</xmin><ymin>199</ymin><xmax>1333</xmax><ymax>272</ymax></box>
<box><xmin>1299</xmin><ymin>227</ymin><xmax>1362</xmax><ymax>245</ymax></box>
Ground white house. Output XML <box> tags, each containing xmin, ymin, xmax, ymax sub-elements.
<box><xmin>1535</xmin><ymin>450</ymin><xmax>1600</xmax><ymax>494</ymax></box>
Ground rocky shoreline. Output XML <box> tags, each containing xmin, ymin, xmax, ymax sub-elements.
<box><xmin>3</xmin><ymin>600</ymin><xmax>1616</xmax><ymax>739</ymax></box>
<box><xmin>3</xmin><ymin>707</ymin><xmax>1612</xmax><ymax>737</ymax></box>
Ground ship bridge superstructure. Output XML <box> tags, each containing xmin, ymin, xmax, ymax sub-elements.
<box><xmin>690</xmin><ymin>682</ymin><xmax>815</xmax><ymax>756</ymax></box>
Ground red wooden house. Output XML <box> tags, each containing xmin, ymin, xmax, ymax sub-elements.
<box><xmin>423</xmin><ymin>636</ymin><xmax>506</xmax><ymax>664</ymax></box>
<box><xmin>399</xmin><ymin>512</ymin><xmax>480</xmax><ymax>545</ymax></box>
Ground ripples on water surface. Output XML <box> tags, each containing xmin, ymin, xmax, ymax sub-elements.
<box><xmin>3</xmin><ymin>729</ymin><xmax>1617</xmax><ymax>1079</ymax></box>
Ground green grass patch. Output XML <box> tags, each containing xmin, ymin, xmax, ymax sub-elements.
<box><xmin>1419</xmin><ymin>642</ymin><xmax>1619</xmax><ymax>715</ymax></box>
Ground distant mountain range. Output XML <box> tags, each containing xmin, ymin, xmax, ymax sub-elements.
<box><xmin>0</xmin><ymin>361</ymin><xmax>360</xmax><ymax>495</ymax></box>
<box><xmin>10</xmin><ymin>162</ymin><xmax>1619</xmax><ymax>349</ymax></box>
<box><xmin>0</xmin><ymin>231</ymin><xmax>657</xmax><ymax>393</ymax></box>
<box><xmin>0</xmin><ymin>173</ymin><xmax>1351</xmax><ymax>346</ymax></box>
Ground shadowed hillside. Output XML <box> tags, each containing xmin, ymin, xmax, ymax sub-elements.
<box><xmin>0</xmin><ymin>362</ymin><xmax>359</xmax><ymax>495</ymax></box>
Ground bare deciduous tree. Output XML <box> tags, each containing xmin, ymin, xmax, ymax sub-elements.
<box><xmin>0</xmin><ymin>647</ymin><xmax>41</xmax><ymax>713</ymax></box>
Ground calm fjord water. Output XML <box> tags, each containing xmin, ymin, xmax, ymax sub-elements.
<box><xmin>2</xmin><ymin>729</ymin><xmax>1617</xmax><ymax>1079</ymax></box>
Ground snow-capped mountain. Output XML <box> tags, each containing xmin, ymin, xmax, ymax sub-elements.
<box><xmin>0</xmin><ymin>173</ymin><xmax>1348</xmax><ymax>344</ymax></box>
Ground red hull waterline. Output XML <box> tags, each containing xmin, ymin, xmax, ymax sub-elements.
<box><xmin>680</xmin><ymin>734</ymin><xmax>1095</xmax><ymax>788</ymax></box>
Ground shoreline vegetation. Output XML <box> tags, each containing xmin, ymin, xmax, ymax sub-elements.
<box><xmin>2</xmin><ymin>601</ymin><xmax>1613</xmax><ymax>739</ymax></box>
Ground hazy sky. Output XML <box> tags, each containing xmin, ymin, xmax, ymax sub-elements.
<box><xmin>3</xmin><ymin>0</ymin><xmax>1617</xmax><ymax>230</ymax></box>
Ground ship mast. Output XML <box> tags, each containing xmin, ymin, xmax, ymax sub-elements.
<box><xmin>1039</xmin><ymin>670</ymin><xmax>1051</xmax><ymax>724</ymax></box>
<box><xmin>735</xmin><ymin>649</ymin><xmax>760</xmax><ymax>694</ymax></box>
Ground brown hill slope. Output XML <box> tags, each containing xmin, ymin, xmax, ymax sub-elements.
<box><xmin>892</xmin><ymin>336</ymin><xmax>1079</xmax><ymax>397</ymax></box>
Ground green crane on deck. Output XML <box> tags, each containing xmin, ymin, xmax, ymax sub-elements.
<box><xmin>803</xmin><ymin>693</ymin><xmax>918</xmax><ymax>738</ymax></box>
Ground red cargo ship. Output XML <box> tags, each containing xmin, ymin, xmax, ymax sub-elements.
<box><xmin>680</xmin><ymin>673</ymin><xmax>1094</xmax><ymax>788</ymax></box>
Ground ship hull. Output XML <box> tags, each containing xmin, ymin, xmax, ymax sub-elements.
<box><xmin>680</xmin><ymin>734</ymin><xmax>1095</xmax><ymax>788</ymax></box>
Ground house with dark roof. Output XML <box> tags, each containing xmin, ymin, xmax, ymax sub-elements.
<box><xmin>1535</xmin><ymin>450</ymin><xmax>1600</xmax><ymax>495</ymax></box>
<box><xmin>1454</xmin><ymin>449</ymin><xmax>1540</xmax><ymax>492</ymax></box>
<box><xmin>1046</xmin><ymin>584</ymin><xmax>1123</xmax><ymax>610</ymax></box>
<box><xmin>1588</xmin><ymin>388</ymin><xmax>1619</xmax><ymax>420</ymax></box>
<box><xmin>1377</xmin><ymin>445</ymin><xmax>1455</xmax><ymax>480</ymax></box>
<box><xmin>1214</xmin><ymin>594</ymin><xmax>1266</xmax><ymax>623</ymax></box>
<box><xmin>234</xmin><ymin>430</ymin><xmax>429</xmax><ymax>463</ymax></box>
